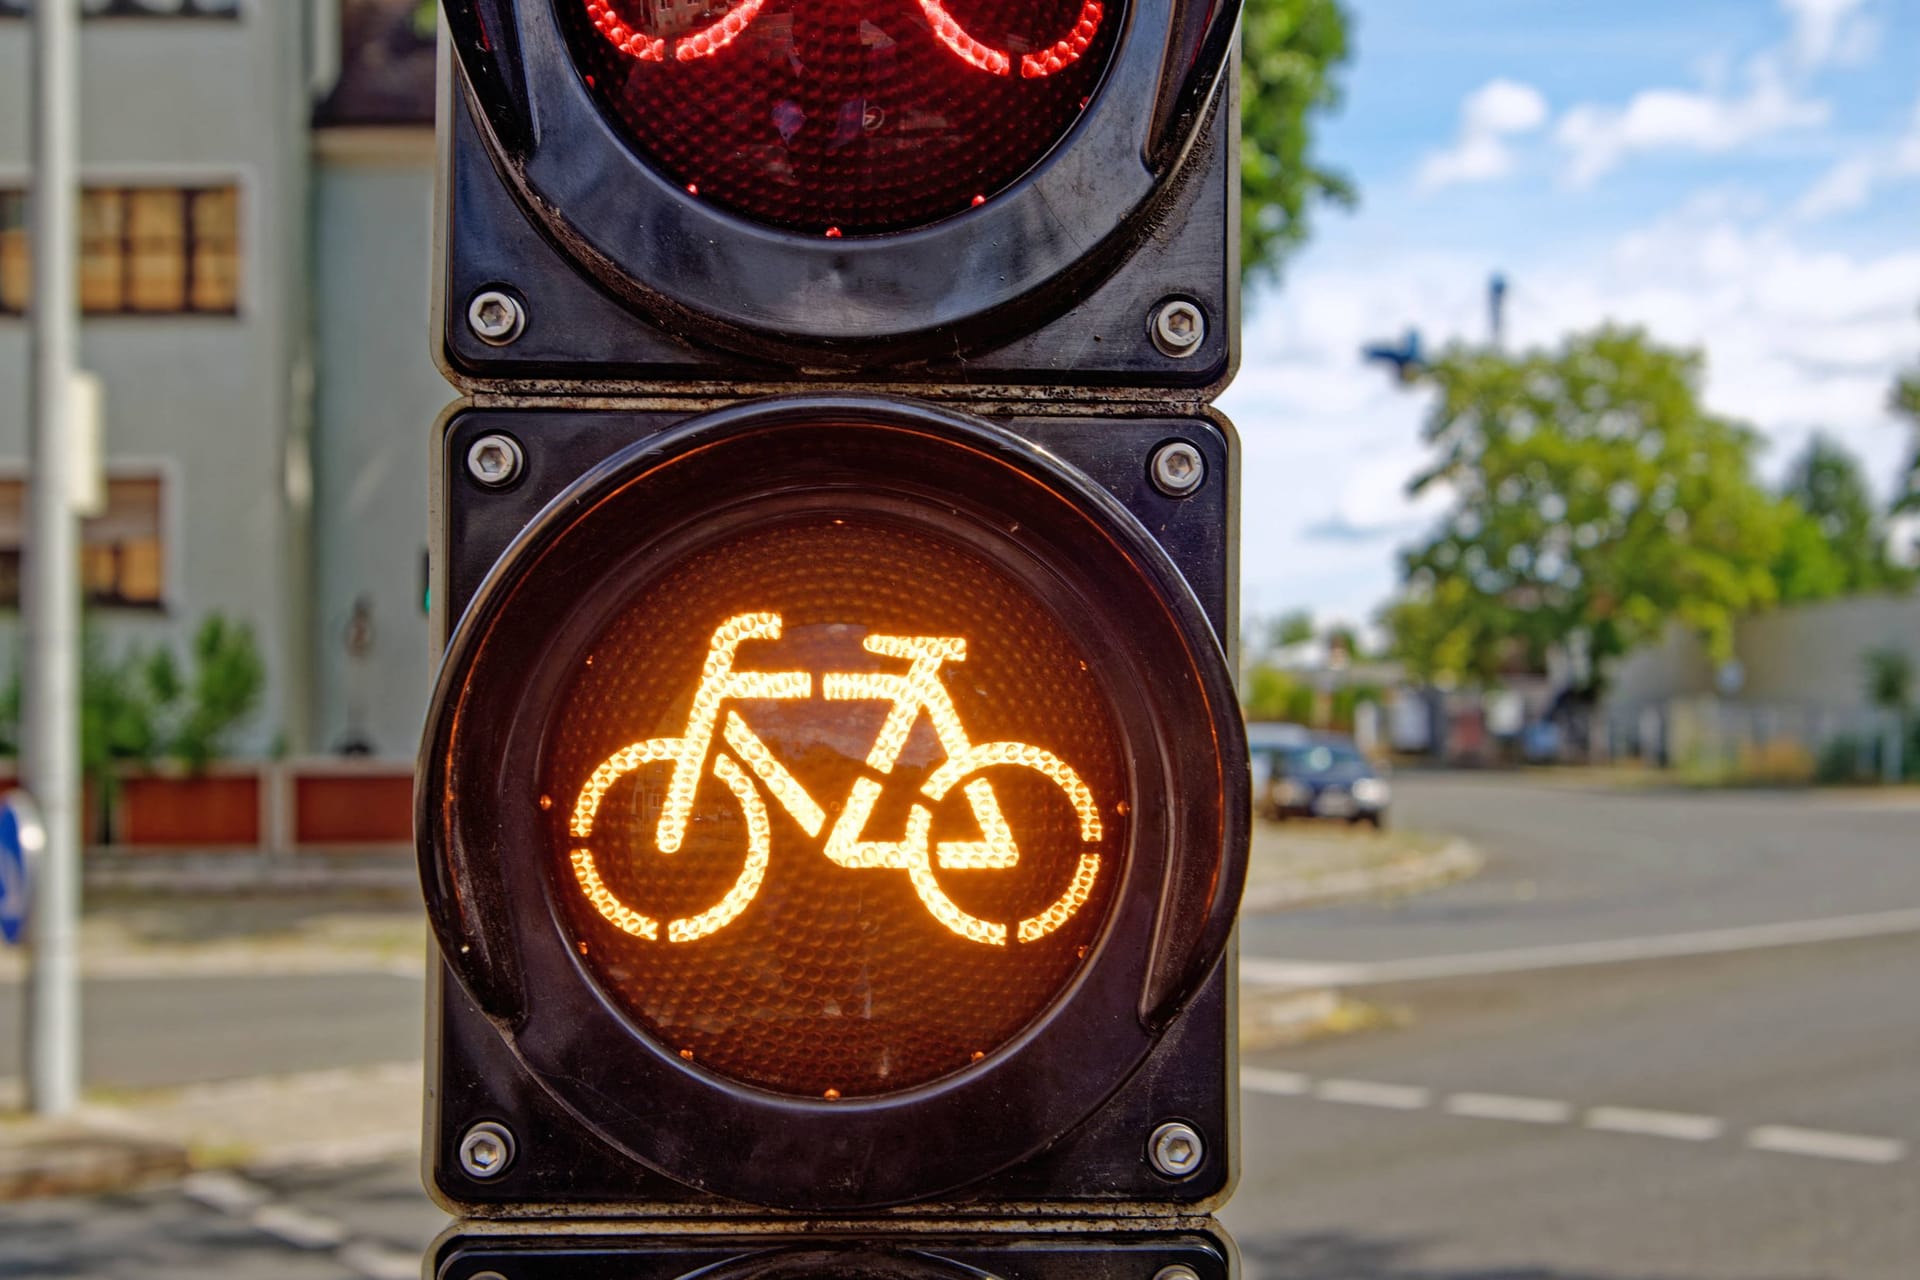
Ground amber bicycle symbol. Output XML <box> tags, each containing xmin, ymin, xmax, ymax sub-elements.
<box><xmin>568</xmin><ymin>612</ymin><xmax>1104</xmax><ymax>947</ymax></box>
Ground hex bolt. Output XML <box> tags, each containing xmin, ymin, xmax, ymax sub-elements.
<box><xmin>1154</xmin><ymin>1267</ymin><xmax>1202</xmax><ymax>1280</ymax></box>
<box><xmin>1149</xmin><ymin>440</ymin><xmax>1206</xmax><ymax>499</ymax></box>
<box><xmin>458</xmin><ymin>1121</ymin><xmax>517</xmax><ymax>1180</ymax></box>
<box><xmin>470</xmin><ymin>1274</ymin><xmax>509</xmax><ymax>1280</ymax></box>
<box><xmin>467</xmin><ymin>434</ymin><xmax>524</xmax><ymax>489</ymax></box>
<box><xmin>468</xmin><ymin>289</ymin><xmax>527</xmax><ymax>346</ymax></box>
<box><xmin>1151</xmin><ymin>298</ymin><xmax>1205</xmax><ymax>357</ymax></box>
<box><xmin>1148</xmin><ymin>1120</ymin><xmax>1205</xmax><ymax>1178</ymax></box>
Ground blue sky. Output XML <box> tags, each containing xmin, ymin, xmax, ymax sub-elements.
<box><xmin>1221</xmin><ymin>0</ymin><xmax>1920</xmax><ymax>633</ymax></box>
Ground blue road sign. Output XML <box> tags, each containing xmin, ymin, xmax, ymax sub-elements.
<box><xmin>0</xmin><ymin>791</ymin><xmax>44</xmax><ymax>946</ymax></box>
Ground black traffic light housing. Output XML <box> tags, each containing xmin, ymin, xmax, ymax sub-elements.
<box><xmin>423</xmin><ymin>401</ymin><xmax>1245</xmax><ymax>1215</ymax></box>
<box><xmin>421</xmin><ymin>0</ymin><xmax>1251</xmax><ymax>1253</ymax></box>
<box><xmin>436</xmin><ymin>0</ymin><xmax>1240</xmax><ymax>392</ymax></box>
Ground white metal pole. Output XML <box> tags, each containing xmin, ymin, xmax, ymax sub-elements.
<box><xmin>24</xmin><ymin>0</ymin><xmax>83</xmax><ymax>1117</ymax></box>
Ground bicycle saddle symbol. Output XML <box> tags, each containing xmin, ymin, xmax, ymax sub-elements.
<box><xmin>583</xmin><ymin>0</ymin><xmax>1106</xmax><ymax>78</ymax></box>
<box><xmin>567</xmin><ymin>612</ymin><xmax>1105</xmax><ymax>947</ymax></box>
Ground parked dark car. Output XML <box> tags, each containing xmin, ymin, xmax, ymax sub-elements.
<box><xmin>1262</xmin><ymin>736</ymin><xmax>1390</xmax><ymax>827</ymax></box>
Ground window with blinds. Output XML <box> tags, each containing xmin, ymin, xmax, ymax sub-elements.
<box><xmin>0</xmin><ymin>476</ymin><xmax>167</xmax><ymax>609</ymax></box>
<box><xmin>1</xmin><ymin>185</ymin><xmax>240</xmax><ymax>316</ymax></box>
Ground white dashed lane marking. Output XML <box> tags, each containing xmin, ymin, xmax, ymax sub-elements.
<box><xmin>1444</xmin><ymin>1091</ymin><xmax>1572</xmax><ymax>1125</ymax></box>
<box><xmin>1242</xmin><ymin>1069</ymin><xmax>1906</xmax><ymax>1168</ymax></box>
<box><xmin>1585</xmin><ymin>1105</ymin><xmax>1724</xmax><ymax>1142</ymax></box>
<box><xmin>1748</xmin><ymin>1125</ymin><xmax>1909</xmax><ymax>1165</ymax></box>
<box><xmin>181</xmin><ymin>1169</ymin><xmax>415</xmax><ymax>1277</ymax></box>
<box><xmin>1315</xmin><ymin>1078</ymin><xmax>1431</xmax><ymax>1110</ymax></box>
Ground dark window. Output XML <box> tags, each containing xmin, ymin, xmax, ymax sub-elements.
<box><xmin>0</xmin><ymin>186</ymin><xmax>240</xmax><ymax>316</ymax></box>
<box><xmin>0</xmin><ymin>1</ymin><xmax>241</xmax><ymax>17</ymax></box>
<box><xmin>0</xmin><ymin>475</ymin><xmax>167</xmax><ymax>609</ymax></box>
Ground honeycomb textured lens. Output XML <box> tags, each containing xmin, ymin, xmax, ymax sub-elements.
<box><xmin>540</xmin><ymin>513</ymin><xmax>1127</xmax><ymax>1098</ymax></box>
<box><xmin>558</xmin><ymin>0</ymin><xmax>1120</xmax><ymax>234</ymax></box>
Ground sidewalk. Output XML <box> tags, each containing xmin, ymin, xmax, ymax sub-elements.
<box><xmin>0</xmin><ymin>826</ymin><xmax>1479</xmax><ymax>1200</ymax></box>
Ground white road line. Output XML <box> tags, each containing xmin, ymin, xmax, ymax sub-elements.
<box><xmin>1241</xmin><ymin>1067</ymin><xmax>1312</xmax><ymax>1096</ymax></box>
<box><xmin>1241</xmin><ymin>907</ymin><xmax>1920</xmax><ymax>987</ymax></box>
<box><xmin>1747</xmin><ymin>1125</ymin><xmax>1909</xmax><ymax>1165</ymax></box>
<box><xmin>249</xmin><ymin>1203</ymin><xmax>350</xmax><ymax>1250</ymax></box>
<box><xmin>337</xmin><ymin>1240</ymin><xmax>423</xmax><ymax>1280</ymax></box>
<box><xmin>1585</xmin><ymin>1106</ymin><xmax>1724</xmax><ymax>1142</ymax></box>
<box><xmin>1445</xmin><ymin>1092</ymin><xmax>1572</xmax><ymax>1124</ymax></box>
<box><xmin>1315</xmin><ymin>1078</ymin><xmax>1431</xmax><ymax>1110</ymax></box>
<box><xmin>180</xmin><ymin>1170</ymin><xmax>271</xmax><ymax>1216</ymax></box>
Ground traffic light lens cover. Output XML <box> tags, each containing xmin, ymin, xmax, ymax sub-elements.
<box><xmin>541</xmin><ymin>513</ymin><xmax>1127</xmax><ymax>1098</ymax></box>
<box><xmin>559</xmin><ymin>0</ymin><xmax>1120</xmax><ymax>234</ymax></box>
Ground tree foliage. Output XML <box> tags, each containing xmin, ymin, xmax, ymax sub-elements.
<box><xmin>1894</xmin><ymin>347</ymin><xmax>1920</xmax><ymax>514</ymax></box>
<box><xmin>1241</xmin><ymin>0</ymin><xmax>1355</xmax><ymax>282</ymax></box>
<box><xmin>1385</xmin><ymin>328</ymin><xmax>1805</xmax><ymax>688</ymax></box>
<box><xmin>1775</xmin><ymin>433</ymin><xmax>1907</xmax><ymax>598</ymax></box>
<box><xmin>1</xmin><ymin>615</ymin><xmax>268</xmax><ymax>780</ymax></box>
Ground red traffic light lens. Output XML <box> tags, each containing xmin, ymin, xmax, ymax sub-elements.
<box><xmin>559</xmin><ymin>0</ymin><xmax>1120</xmax><ymax>234</ymax></box>
<box><xmin>543</xmin><ymin>512</ymin><xmax>1126</xmax><ymax>1098</ymax></box>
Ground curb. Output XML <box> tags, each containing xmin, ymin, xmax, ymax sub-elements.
<box><xmin>0</xmin><ymin>1111</ymin><xmax>192</xmax><ymax>1202</ymax></box>
<box><xmin>1241</xmin><ymin>839</ymin><xmax>1483</xmax><ymax>914</ymax></box>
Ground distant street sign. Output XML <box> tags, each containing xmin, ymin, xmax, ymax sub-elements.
<box><xmin>0</xmin><ymin>791</ymin><xmax>45</xmax><ymax>946</ymax></box>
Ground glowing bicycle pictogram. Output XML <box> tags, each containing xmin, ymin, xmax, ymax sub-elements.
<box><xmin>582</xmin><ymin>0</ymin><xmax>1105</xmax><ymax>78</ymax></box>
<box><xmin>567</xmin><ymin>611</ymin><xmax>1105</xmax><ymax>947</ymax></box>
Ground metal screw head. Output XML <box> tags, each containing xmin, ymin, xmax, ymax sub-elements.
<box><xmin>458</xmin><ymin>1121</ymin><xmax>516</xmax><ymax>1179</ymax></box>
<box><xmin>1148</xmin><ymin>1120</ymin><xmax>1205</xmax><ymax>1178</ymax></box>
<box><xmin>467</xmin><ymin>289</ymin><xmax>526</xmax><ymax>346</ymax></box>
<box><xmin>1149</xmin><ymin>440</ymin><xmax>1205</xmax><ymax>498</ymax></box>
<box><xmin>1151</xmin><ymin>299</ymin><xmax>1205</xmax><ymax>357</ymax></box>
<box><xmin>1154</xmin><ymin>1267</ymin><xmax>1202</xmax><ymax>1280</ymax></box>
<box><xmin>467</xmin><ymin>434</ymin><xmax>524</xmax><ymax>489</ymax></box>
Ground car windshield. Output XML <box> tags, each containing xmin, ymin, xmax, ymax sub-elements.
<box><xmin>1284</xmin><ymin>744</ymin><xmax>1365</xmax><ymax>772</ymax></box>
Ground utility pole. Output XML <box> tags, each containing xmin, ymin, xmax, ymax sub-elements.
<box><xmin>24</xmin><ymin>0</ymin><xmax>83</xmax><ymax>1117</ymax></box>
<box><xmin>1489</xmin><ymin>272</ymin><xmax>1508</xmax><ymax>349</ymax></box>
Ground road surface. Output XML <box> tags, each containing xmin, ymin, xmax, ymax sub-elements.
<box><xmin>1</xmin><ymin>773</ymin><xmax>1914</xmax><ymax>1277</ymax></box>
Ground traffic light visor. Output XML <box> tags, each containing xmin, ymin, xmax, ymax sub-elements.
<box><xmin>559</xmin><ymin>0</ymin><xmax>1120</xmax><ymax>233</ymax></box>
<box><xmin>543</xmin><ymin>512</ymin><xmax>1128</xmax><ymax>1098</ymax></box>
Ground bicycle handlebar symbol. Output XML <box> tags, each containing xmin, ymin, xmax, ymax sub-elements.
<box><xmin>567</xmin><ymin>612</ymin><xmax>1105</xmax><ymax>947</ymax></box>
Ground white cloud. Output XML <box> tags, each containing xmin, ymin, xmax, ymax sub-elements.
<box><xmin>1780</xmin><ymin>0</ymin><xmax>1877</xmax><ymax>67</ymax></box>
<box><xmin>1227</xmin><ymin>205</ymin><xmax>1920</xmax><ymax>621</ymax></box>
<box><xmin>1794</xmin><ymin>156</ymin><xmax>1876</xmax><ymax>219</ymax></box>
<box><xmin>1897</xmin><ymin>94</ymin><xmax>1920</xmax><ymax>173</ymax></box>
<box><xmin>1556</xmin><ymin>57</ymin><xmax>1829</xmax><ymax>185</ymax></box>
<box><xmin>1417</xmin><ymin>79</ymin><xmax>1548</xmax><ymax>190</ymax></box>
<box><xmin>1791</xmin><ymin>92</ymin><xmax>1920</xmax><ymax>222</ymax></box>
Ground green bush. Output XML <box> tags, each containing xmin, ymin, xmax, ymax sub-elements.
<box><xmin>1816</xmin><ymin>734</ymin><xmax>1869</xmax><ymax>785</ymax></box>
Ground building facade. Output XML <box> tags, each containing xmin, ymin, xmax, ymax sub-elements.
<box><xmin>0</xmin><ymin>0</ymin><xmax>443</xmax><ymax>766</ymax></box>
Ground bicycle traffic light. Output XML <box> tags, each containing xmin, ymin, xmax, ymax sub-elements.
<box><xmin>420</xmin><ymin>0</ymin><xmax>1247</xmax><ymax>1272</ymax></box>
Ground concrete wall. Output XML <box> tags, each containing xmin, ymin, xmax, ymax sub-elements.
<box><xmin>0</xmin><ymin>8</ymin><xmax>314</xmax><ymax>756</ymax></box>
<box><xmin>308</xmin><ymin>128</ymin><xmax>443</xmax><ymax>758</ymax></box>
<box><xmin>1609</xmin><ymin>589</ymin><xmax>1920</xmax><ymax>717</ymax></box>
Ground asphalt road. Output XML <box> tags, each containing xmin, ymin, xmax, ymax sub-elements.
<box><xmin>2</xmin><ymin>773</ymin><xmax>1915</xmax><ymax>1278</ymax></box>
<box><xmin>0</xmin><ymin>972</ymin><xmax>422</xmax><ymax>1092</ymax></box>
<box><xmin>1224</xmin><ymin>774</ymin><xmax>1920</xmax><ymax>1280</ymax></box>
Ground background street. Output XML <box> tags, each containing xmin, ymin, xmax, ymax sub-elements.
<box><xmin>4</xmin><ymin>773</ymin><xmax>1918</xmax><ymax>1278</ymax></box>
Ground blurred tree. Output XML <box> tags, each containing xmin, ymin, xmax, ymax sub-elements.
<box><xmin>1385</xmin><ymin>327</ymin><xmax>1798</xmax><ymax>689</ymax></box>
<box><xmin>1241</xmin><ymin>0</ymin><xmax>1355</xmax><ymax>282</ymax></box>
<box><xmin>1241</xmin><ymin>665</ymin><xmax>1314</xmax><ymax>723</ymax></box>
<box><xmin>1894</xmin><ymin>343</ymin><xmax>1919</xmax><ymax>514</ymax></box>
<box><xmin>1271</xmin><ymin>609</ymin><xmax>1316</xmax><ymax>648</ymax></box>
<box><xmin>1775</xmin><ymin>433</ymin><xmax>1907</xmax><ymax>598</ymax></box>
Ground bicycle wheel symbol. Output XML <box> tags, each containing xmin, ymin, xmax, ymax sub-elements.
<box><xmin>565</xmin><ymin>614</ymin><xmax>1105</xmax><ymax>946</ymax></box>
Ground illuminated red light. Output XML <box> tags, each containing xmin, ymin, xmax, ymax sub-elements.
<box><xmin>559</xmin><ymin>0</ymin><xmax>1122</xmax><ymax>233</ymax></box>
